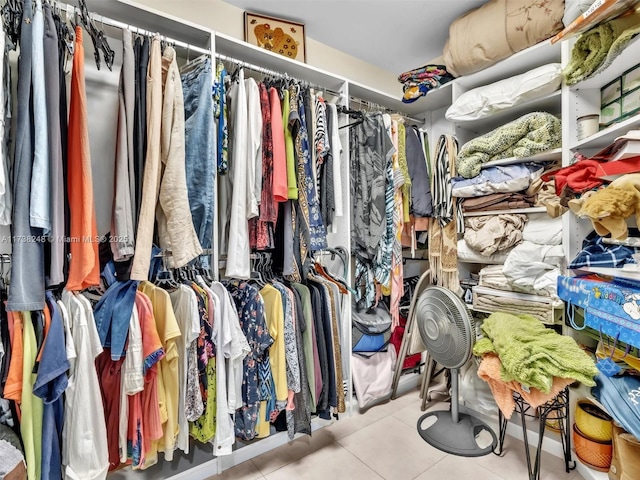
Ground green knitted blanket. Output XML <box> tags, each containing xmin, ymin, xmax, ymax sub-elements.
<box><xmin>472</xmin><ymin>312</ymin><xmax>598</xmax><ymax>393</ymax></box>
<box><xmin>456</xmin><ymin>112</ymin><xmax>561</xmax><ymax>179</ymax></box>
<box><xmin>564</xmin><ymin>13</ymin><xmax>640</xmax><ymax>86</ymax></box>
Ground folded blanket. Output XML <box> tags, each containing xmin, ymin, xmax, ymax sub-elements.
<box><xmin>478</xmin><ymin>353</ymin><xmax>575</xmax><ymax>419</ymax></box>
<box><xmin>453</xmin><ymin>164</ymin><xmax>543</xmax><ymax>198</ymax></box>
<box><xmin>473</xmin><ymin>312</ymin><xmax>599</xmax><ymax>393</ymax></box>
<box><xmin>398</xmin><ymin>64</ymin><xmax>455</xmax><ymax>104</ymax></box>
<box><xmin>564</xmin><ymin>13</ymin><xmax>640</xmax><ymax>85</ymax></box>
<box><xmin>464</xmin><ymin>214</ymin><xmax>527</xmax><ymax>256</ymax></box>
<box><xmin>462</xmin><ymin>192</ymin><xmax>535</xmax><ymax>212</ymax></box>
<box><xmin>569</xmin><ymin>229</ymin><xmax>640</xmax><ymax>269</ymax></box>
<box><xmin>472</xmin><ymin>292</ymin><xmax>556</xmax><ymax>324</ymax></box>
<box><xmin>503</xmin><ymin>241</ymin><xmax>564</xmax><ymax>294</ymax></box>
<box><xmin>457</xmin><ymin>112</ymin><xmax>562</xmax><ymax>179</ymax></box>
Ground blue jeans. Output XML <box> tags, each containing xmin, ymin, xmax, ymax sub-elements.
<box><xmin>8</xmin><ymin>0</ymin><xmax>45</xmax><ymax>312</ymax></box>
<box><xmin>181</xmin><ymin>59</ymin><xmax>215</xmax><ymax>267</ymax></box>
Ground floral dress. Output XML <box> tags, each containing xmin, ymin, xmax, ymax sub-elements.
<box><xmin>227</xmin><ymin>281</ymin><xmax>274</xmax><ymax>441</ymax></box>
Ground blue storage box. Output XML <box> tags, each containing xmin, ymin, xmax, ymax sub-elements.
<box><xmin>558</xmin><ymin>276</ymin><xmax>640</xmax><ymax>348</ymax></box>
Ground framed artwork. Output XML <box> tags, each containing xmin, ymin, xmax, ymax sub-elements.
<box><xmin>244</xmin><ymin>12</ymin><xmax>306</xmax><ymax>62</ymax></box>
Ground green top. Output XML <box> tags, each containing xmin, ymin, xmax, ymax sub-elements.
<box><xmin>22</xmin><ymin>314</ymin><xmax>43</xmax><ymax>480</ymax></box>
<box><xmin>292</xmin><ymin>283</ymin><xmax>317</xmax><ymax>410</ymax></box>
<box><xmin>283</xmin><ymin>89</ymin><xmax>299</xmax><ymax>199</ymax></box>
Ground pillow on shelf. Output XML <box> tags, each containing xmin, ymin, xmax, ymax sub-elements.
<box><xmin>445</xmin><ymin>63</ymin><xmax>562</xmax><ymax>122</ymax></box>
<box><xmin>522</xmin><ymin>213</ymin><xmax>563</xmax><ymax>245</ymax></box>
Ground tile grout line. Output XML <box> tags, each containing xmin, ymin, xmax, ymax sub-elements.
<box><xmin>332</xmin><ymin>439</ymin><xmax>386</xmax><ymax>480</ymax></box>
<box><xmin>410</xmin><ymin>454</ymin><xmax>450</xmax><ymax>480</ymax></box>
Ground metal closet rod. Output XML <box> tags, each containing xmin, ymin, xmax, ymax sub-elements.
<box><xmin>214</xmin><ymin>52</ymin><xmax>344</xmax><ymax>99</ymax></box>
<box><xmin>59</xmin><ymin>2</ymin><xmax>212</xmax><ymax>56</ymax></box>
<box><xmin>348</xmin><ymin>95</ymin><xmax>425</xmax><ymax>124</ymax></box>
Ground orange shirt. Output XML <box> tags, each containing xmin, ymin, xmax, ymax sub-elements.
<box><xmin>4</xmin><ymin>311</ymin><xmax>24</xmax><ymax>403</ymax></box>
<box><xmin>66</xmin><ymin>26</ymin><xmax>99</xmax><ymax>291</ymax></box>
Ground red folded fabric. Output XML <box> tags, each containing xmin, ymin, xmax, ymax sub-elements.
<box><xmin>541</xmin><ymin>160</ymin><xmax>604</xmax><ymax>195</ymax></box>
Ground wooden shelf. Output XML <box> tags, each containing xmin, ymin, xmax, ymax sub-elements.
<box><xmin>455</xmin><ymin>91</ymin><xmax>561</xmax><ymax>134</ymax></box>
<box><xmin>571</xmin><ymin>112</ymin><xmax>640</xmax><ymax>151</ymax></box>
<box><xmin>480</xmin><ymin>148</ymin><xmax>562</xmax><ymax>169</ymax></box>
<box><xmin>463</xmin><ymin>207</ymin><xmax>547</xmax><ymax>217</ymax></box>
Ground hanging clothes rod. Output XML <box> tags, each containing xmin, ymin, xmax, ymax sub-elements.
<box><xmin>59</xmin><ymin>2</ymin><xmax>212</xmax><ymax>56</ymax></box>
<box><xmin>215</xmin><ymin>52</ymin><xmax>344</xmax><ymax>99</ymax></box>
<box><xmin>348</xmin><ymin>95</ymin><xmax>425</xmax><ymax>124</ymax></box>
<box><xmin>154</xmin><ymin>248</ymin><xmax>215</xmax><ymax>258</ymax></box>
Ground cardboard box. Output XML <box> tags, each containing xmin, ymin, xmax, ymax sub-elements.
<box><xmin>623</xmin><ymin>64</ymin><xmax>640</xmax><ymax>94</ymax></box>
<box><xmin>622</xmin><ymin>86</ymin><xmax>640</xmax><ymax>117</ymax></box>
<box><xmin>602</xmin><ymin>77</ymin><xmax>622</xmax><ymax>106</ymax></box>
<box><xmin>601</xmin><ymin>99</ymin><xmax>622</xmax><ymax>127</ymax></box>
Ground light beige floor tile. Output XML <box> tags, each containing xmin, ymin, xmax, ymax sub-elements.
<box><xmin>325</xmin><ymin>404</ymin><xmax>389</xmax><ymax>440</ymax></box>
<box><xmin>415</xmin><ymin>454</ymin><xmax>505</xmax><ymax>480</ymax></box>
<box><xmin>474</xmin><ymin>437</ymin><xmax>580</xmax><ymax>480</ymax></box>
<box><xmin>204</xmin><ymin>459</ymin><xmax>264</xmax><ymax>480</ymax></box>
<box><xmin>392</xmin><ymin>399</ymin><xmax>450</xmax><ymax>429</ymax></box>
<box><xmin>372</xmin><ymin>387</ymin><xmax>422</xmax><ymax>416</ymax></box>
<box><xmin>251</xmin><ymin>428</ymin><xmax>335</xmax><ymax>476</ymax></box>
<box><xmin>264</xmin><ymin>441</ymin><xmax>382</xmax><ymax>480</ymax></box>
<box><xmin>337</xmin><ymin>415</ymin><xmax>447</xmax><ymax>480</ymax></box>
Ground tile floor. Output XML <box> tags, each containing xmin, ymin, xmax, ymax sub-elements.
<box><xmin>207</xmin><ymin>388</ymin><xmax>587</xmax><ymax>480</ymax></box>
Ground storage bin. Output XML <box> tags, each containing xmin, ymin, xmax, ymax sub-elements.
<box><xmin>621</xmin><ymin>86</ymin><xmax>640</xmax><ymax>118</ymax></box>
<box><xmin>602</xmin><ymin>77</ymin><xmax>622</xmax><ymax>106</ymax></box>
<box><xmin>623</xmin><ymin>64</ymin><xmax>640</xmax><ymax>94</ymax></box>
<box><xmin>601</xmin><ymin>100</ymin><xmax>622</xmax><ymax>127</ymax></box>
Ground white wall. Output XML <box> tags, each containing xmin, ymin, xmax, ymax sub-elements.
<box><xmin>132</xmin><ymin>0</ymin><xmax>401</xmax><ymax>96</ymax></box>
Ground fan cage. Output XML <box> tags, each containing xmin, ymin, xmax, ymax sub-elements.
<box><xmin>415</xmin><ymin>286</ymin><xmax>474</xmax><ymax>369</ymax></box>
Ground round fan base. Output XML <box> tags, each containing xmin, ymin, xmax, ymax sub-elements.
<box><xmin>417</xmin><ymin>410</ymin><xmax>497</xmax><ymax>457</ymax></box>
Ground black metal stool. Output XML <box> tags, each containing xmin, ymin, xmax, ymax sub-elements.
<box><xmin>495</xmin><ymin>387</ymin><xmax>576</xmax><ymax>480</ymax></box>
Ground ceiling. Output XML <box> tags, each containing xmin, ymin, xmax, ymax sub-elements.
<box><xmin>223</xmin><ymin>0</ymin><xmax>487</xmax><ymax>74</ymax></box>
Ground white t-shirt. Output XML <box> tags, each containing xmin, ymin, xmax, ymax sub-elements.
<box><xmin>169</xmin><ymin>285</ymin><xmax>201</xmax><ymax>454</ymax></box>
<box><xmin>209</xmin><ymin>282</ymin><xmax>250</xmax><ymax>455</ymax></box>
<box><xmin>61</xmin><ymin>291</ymin><xmax>108</xmax><ymax>480</ymax></box>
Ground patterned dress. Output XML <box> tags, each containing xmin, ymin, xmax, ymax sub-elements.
<box><xmin>227</xmin><ymin>282</ymin><xmax>274</xmax><ymax>441</ymax></box>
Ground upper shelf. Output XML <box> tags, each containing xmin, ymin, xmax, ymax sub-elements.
<box><xmin>480</xmin><ymin>147</ymin><xmax>563</xmax><ymax>169</ymax></box>
<box><xmin>455</xmin><ymin>90</ymin><xmax>561</xmax><ymax>134</ymax></box>
<box><xmin>400</xmin><ymin>82</ymin><xmax>454</xmax><ymax>113</ymax></box>
<box><xmin>405</xmin><ymin>39</ymin><xmax>561</xmax><ymax>114</ymax></box>
<box><xmin>569</xmin><ymin>35</ymin><xmax>640</xmax><ymax>91</ymax></box>
<box><xmin>215</xmin><ymin>33</ymin><xmax>346</xmax><ymax>92</ymax></box>
<box><xmin>87</xmin><ymin>0</ymin><xmax>212</xmax><ymax>48</ymax></box>
<box><xmin>457</xmin><ymin>40</ymin><xmax>562</xmax><ymax>90</ymax></box>
<box><xmin>348</xmin><ymin>82</ymin><xmax>428</xmax><ymax>120</ymax></box>
<box><xmin>571</xmin><ymin>112</ymin><xmax>640</xmax><ymax>151</ymax></box>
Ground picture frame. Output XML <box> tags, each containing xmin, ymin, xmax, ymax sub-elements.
<box><xmin>244</xmin><ymin>12</ymin><xmax>306</xmax><ymax>63</ymax></box>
